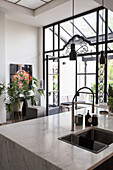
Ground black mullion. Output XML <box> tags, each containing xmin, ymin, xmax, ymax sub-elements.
<box><xmin>46</xmin><ymin>55</ymin><xmax>49</xmax><ymax>116</ymax></box>
<box><xmin>104</xmin><ymin>9</ymin><xmax>108</xmax><ymax>102</ymax></box>
<box><xmin>85</xmin><ymin>61</ymin><xmax>87</xmax><ymax>86</ymax></box>
<box><xmin>43</xmin><ymin>27</ymin><xmax>45</xmax><ymax>89</ymax></box>
<box><xmin>58</xmin><ymin>24</ymin><xmax>60</xmax><ymax>106</ymax></box>
<box><xmin>96</xmin><ymin>10</ymin><xmax>99</xmax><ymax>104</ymax></box>
<box><xmin>53</xmin><ymin>25</ymin><xmax>55</xmax><ymax>107</ymax></box>
<box><xmin>53</xmin><ymin>25</ymin><xmax>55</xmax><ymax>56</ymax></box>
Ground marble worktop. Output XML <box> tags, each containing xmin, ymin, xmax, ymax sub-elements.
<box><xmin>0</xmin><ymin>107</ymin><xmax>113</xmax><ymax>170</ymax></box>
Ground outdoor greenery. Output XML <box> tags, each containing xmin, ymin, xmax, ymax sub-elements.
<box><xmin>107</xmin><ymin>60</ymin><xmax>113</xmax><ymax>87</ymax></box>
<box><xmin>91</xmin><ymin>59</ymin><xmax>113</xmax><ymax>103</ymax></box>
<box><xmin>108</xmin><ymin>84</ymin><xmax>113</xmax><ymax>111</ymax></box>
<box><xmin>53</xmin><ymin>75</ymin><xmax>58</xmax><ymax>91</ymax></box>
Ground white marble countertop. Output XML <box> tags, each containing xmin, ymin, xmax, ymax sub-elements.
<box><xmin>0</xmin><ymin>107</ymin><xmax>113</xmax><ymax>170</ymax></box>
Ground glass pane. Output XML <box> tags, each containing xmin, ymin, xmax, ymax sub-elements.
<box><xmin>83</xmin><ymin>12</ymin><xmax>96</xmax><ymax>36</ymax></box>
<box><xmin>60</xmin><ymin>58</ymin><xmax>75</xmax><ymax>103</ymax></box>
<box><xmin>55</xmin><ymin>25</ymin><xmax>58</xmax><ymax>50</ymax></box>
<box><xmin>75</xmin><ymin>12</ymin><xmax>96</xmax><ymax>38</ymax></box>
<box><xmin>77</xmin><ymin>56</ymin><xmax>96</xmax><ymax>73</ymax></box>
<box><xmin>108</xmin><ymin>10</ymin><xmax>113</xmax><ymax>34</ymax></box>
<box><xmin>107</xmin><ymin>59</ymin><xmax>113</xmax><ymax>88</ymax></box>
<box><xmin>77</xmin><ymin>57</ymin><xmax>85</xmax><ymax>73</ymax></box>
<box><xmin>49</xmin><ymin>91</ymin><xmax>58</xmax><ymax>106</ymax></box>
<box><xmin>87</xmin><ymin>60</ymin><xmax>96</xmax><ymax>73</ymax></box>
<box><xmin>99</xmin><ymin>9</ymin><xmax>105</xmax><ymax>36</ymax></box>
<box><xmin>45</xmin><ymin>27</ymin><xmax>53</xmax><ymax>51</ymax></box>
<box><xmin>86</xmin><ymin>75</ymin><xmax>96</xmax><ymax>89</ymax></box>
<box><xmin>108</xmin><ymin>43</ymin><xmax>113</xmax><ymax>51</ymax></box>
<box><xmin>77</xmin><ymin>75</ymin><xmax>85</xmax><ymax>90</ymax></box>
<box><xmin>48</xmin><ymin>60</ymin><xmax>58</xmax><ymax>74</ymax></box>
<box><xmin>99</xmin><ymin>44</ymin><xmax>105</xmax><ymax>52</ymax></box>
<box><xmin>48</xmin><ymin>75</ymin><xmax>58</xmax><ymax>92</ymax></box>
<box><xmin>77</xmin><ymin>90</ymin><xmax>93</xmax><ymax>104</ymax></box>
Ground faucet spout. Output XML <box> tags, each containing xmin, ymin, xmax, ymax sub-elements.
<box><xmin>71</xmin><ymin>87</ymin><xmax>94</xmax><ymax>131</ymax></box>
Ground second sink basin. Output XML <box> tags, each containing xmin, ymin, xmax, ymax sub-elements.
<box><xmin>58</xmin><ymin>127</ymin><xmax>113</xmax><ymax>154</ymax></box>
<box><xmin>77</xmin><ymin>127</ymin><xmax>113</xmax><ymax>145</ymax></box>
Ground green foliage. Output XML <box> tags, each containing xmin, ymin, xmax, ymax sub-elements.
<box><xmin>0</xmin><ymin>83</ymin><xmax>5</xmax><ymax>96</ymax></box>
<box><xmin>5</xmin><ymin>73</ymin><xmax>29</xmax><ymax>113</ymax></box>
<box><xmin>91</xmin><ymin>83</ymin><xmax>104</xmax><ymax>94</ymax></box>
<box><xmin>53</xmin><ymin>75</ymin><xmax>58</xmax><ymax>91</ymax></box>
<box><xmin>30</xmin><ymin>96</ymin><xmax>38</xmax><ymax>106</ymax></box>
<box><xmin>5</xmin><ymin>73</ymin><xmax>44</xmax><ymax>113</ymax></box>
<box><xmin>108</xmin><ymin>85</ymin><xmax>113</xmax><ymax>109</ymax></box>
<box><xmin>30</xmin><ymin>77</ymin><xmax>44</xmax><ymax>105</ymax></box>
<box><xmin>108</xmin><ymin>60</ymin><xmax>113</xmax><ymax>82</ymax></box>
<box><xmin>5</xmin><ymin>103</ymin><xmax>13</xmax><ymax>113</ymax></box>
<box><xmin>91</xmin><ymin>83</ymin><xmax>96</xmax><ymax>94</ymax></box>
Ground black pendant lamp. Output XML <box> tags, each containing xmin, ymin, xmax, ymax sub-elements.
<box><xmin>100</xmin><ymin>51</ymin><xmax>105</xmax><ymax>64</ymax></box>
<box><xmin>69</xmin><ymin>0</ymin><xmax>77</xmax><ymax>60</ymax></box>
<box><xmin>100</xmin><ymin>0</ymin><xmax>106</xmax><ymax>65</ymax></box>
<box><xmin>70</xmin><ymin>43</ymin><xmax>77</xmax><ymax>60</ymax></box>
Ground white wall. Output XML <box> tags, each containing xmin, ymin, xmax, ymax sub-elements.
<box><xmin>0</xmin><ymin>12</ymin><xmax>6</xmax><ymax>124</ymax></box>
<box><xmin>0</xmin><ymin>12</ymin><xmax>5</xmax><ymax>83</ymax></box>
<box><xmin>5</xmin><ymin>20</ymin><xmax>39</xmax><ymax>85</ymax></box>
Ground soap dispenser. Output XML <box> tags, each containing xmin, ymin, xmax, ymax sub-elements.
<box><xmin>85</xmin><ymin>110</ymin><xmax>91</xmax><ymax>126</ymax></box>
<box><xmin>92</xmin><ymin>114</ymin><xmax>98</xmax><ymax>126</ymax></box>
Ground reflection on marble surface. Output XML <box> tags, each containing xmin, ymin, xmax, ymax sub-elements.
<box><xmin>0</xmin><ymin>107</ymin><xmax>113</xmax><ymax>170</ymax></box>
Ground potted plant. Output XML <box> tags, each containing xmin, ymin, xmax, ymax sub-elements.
<box><xmin>108</xmin><ymin>84</ymin><xmax>113</xmax><ymax>112</ymax></box>
<box><xmin>5</xmin><ymin>73</ymin><xmax>29</xmax><ymax>115</ymax></box>
<box><xmin>5</xmin><ymin>73</ymin><xmax>44</xmax><ymax>116</ymax></box>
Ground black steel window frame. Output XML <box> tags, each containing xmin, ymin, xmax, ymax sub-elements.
<box><xmin>43</xmin><ymin>6</ymin><xmax>113</xmax><ymax>115</ymax></box>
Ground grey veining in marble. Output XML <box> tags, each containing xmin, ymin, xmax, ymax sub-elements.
<box><xmin>0</xmin><ymin>134</ymin><xmax>61</xmax><ymax>170</ymax></box>
<box><xmin>0</xmin><ymin>107</ymin><xmax>113</xmax><ymax>170</ymax></box>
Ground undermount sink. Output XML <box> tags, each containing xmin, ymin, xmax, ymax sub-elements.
<box><xmin>58</xmin><ymin>127</ymin><xmax>113</xmax><ymax>154</ymax></box>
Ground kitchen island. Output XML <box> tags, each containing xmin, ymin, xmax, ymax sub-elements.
<box><xmin>0</xmin><ymin>107</ymin><xmax>113</xmax><ymax>170</ymax></box>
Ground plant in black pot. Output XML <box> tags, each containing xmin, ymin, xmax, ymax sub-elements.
<box><xmin>5</xmin><ymin>74</ymin><xmax>30</xmax><ymax>117</ymax></box>
<box><xmin>5</xmin><ymin>73</ymin><xmax>44</xmax><ymax>120</ymax></box>
<box><xmin>108</xmin><ymin>84</ymin><xmax>113</xmax><ymax>112</ymax></box>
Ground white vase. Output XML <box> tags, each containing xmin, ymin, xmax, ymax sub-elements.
<box><xmin>13</xmin><ymin>102</ymin><xmax>23</xmax><ymax>112</ymax></box>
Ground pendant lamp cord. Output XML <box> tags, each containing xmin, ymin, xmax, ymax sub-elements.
<box><xmin>102</xmin><ymin>0</ymin><xmax>104</xmax><ymax>51</ymax></box>
<box><xmin>72</xmin><ymin>0</ymin><xmax>74</xmax><ymax>37</ymax></box>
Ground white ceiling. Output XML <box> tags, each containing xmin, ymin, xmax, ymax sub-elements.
<box><xmin>0</xmin><ymin>0</ymin><xmax>100</xmax><ymax>27</ymax></box>
<box><xmin>94</xmin><ymin>0</ymin><xmax>113</xmax><ymax>13</ymax></box>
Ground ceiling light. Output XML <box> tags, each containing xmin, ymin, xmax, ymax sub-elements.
<box><xmin>69</xmin><ymin>43</ymin><xmax>77</xmax><ymax>60</ymax></box>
